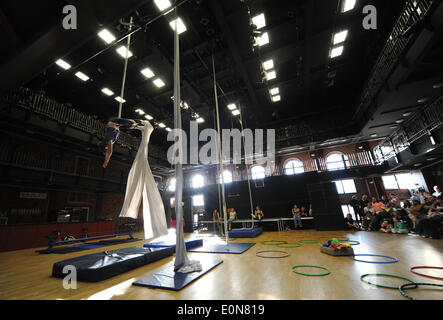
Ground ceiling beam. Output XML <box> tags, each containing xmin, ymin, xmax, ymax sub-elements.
<box><xmin>0</xmin><ymin>0</ymin><xmax>151</xmax><ymax>96</ymax></box>
<box><xmin>208</xmin><ymin>0</ymin><xmax>262</xmax><ymax>125</ymax></box>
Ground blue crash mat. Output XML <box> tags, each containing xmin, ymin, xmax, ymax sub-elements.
<box><xmin>52</xmin><ymin>246</ymin><xmax>174</xmax><ymax>282</ymax></box>
<box><xmin>133</xmin><ymin>257</ymin><xmax>223</xmax><ymax>291</ymax></box>
<box><xmin>228</xmin><ymin>227</ymin><xmax>263</xmax><ymax>238</ymax></box>
<box><xmin>187</xmin><ymin>242</ymin><xmax>255</xmax><ymax>254</ymax></box>
<box><xmin>143</xmin><ymin>239</ymin><xmax>203</xmax><ymax>251</ymax></box>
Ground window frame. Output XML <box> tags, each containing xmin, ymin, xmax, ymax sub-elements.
<box><xmin>283</xmin><ymin>158</ymin><xmax>305</xmax><ymax>175</ymax></box>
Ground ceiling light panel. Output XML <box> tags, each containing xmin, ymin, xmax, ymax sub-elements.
<box><xmin>98</xmin><ymin>29</ymin><xmax>116</xmax><ymax>44</ymax></box>
<box><xmin>252</xmin><ymin>13</ymin><xmax>266</xmax><ymax>30</ymax></box>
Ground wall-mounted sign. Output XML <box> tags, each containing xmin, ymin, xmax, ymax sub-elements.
<box><xmin>19</xmin><ymin>192</ymin><xmax>47</xmax><ymax>199</ymax></box>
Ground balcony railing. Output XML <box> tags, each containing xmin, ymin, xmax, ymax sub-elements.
<box><xmin>357</xmin><ymin>0</ymin><xmax>436</xmax><ymax>116</ymax></box>
<box><xmin>373</xmin><ymin>95</ymin><xmax>443</xmax><ymax>163</ymax></box>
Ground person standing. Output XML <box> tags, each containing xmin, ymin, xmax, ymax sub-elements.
<box><xmin>349</xmin><ymin>195</ymin><xmax>362</xmax><ymax>223</ymax></box>
<box><xmin>292</xmin><ymin>204</ymin><xmax>302</xmax><ymax>229</ymax></box>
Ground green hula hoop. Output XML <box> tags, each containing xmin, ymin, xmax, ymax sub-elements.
<box><xmin>292</xmin><ymin>265</ymin><xmax>331</xmax><ymax>277</ymax></box>
<box><xmin>256</xmin><ymin>250</ymin><xmax>290</xmax><ymax>259</ymax></box>
<box><xmin>399</xmin><ymin>282</ymin><xmax>443</xmax><ymax>300</ymax></box>
<box><xmin>360</xmin><ymin>274</ymin><xmax>418</xmax><ymax>290</ymax></box>
<box><xmin>298</xmin><ymin>240</ymin><xmax>318</xmax><ymax>244</ymax></box>
<box><xmin>261</xmin><ymin>240</ymin><xmax>288</xmax><ymax>245</ymax></box>
<box><xmin>277</xmin><ymin>242</ymin><xmax>302</xmax><ymax>248</ymax></box>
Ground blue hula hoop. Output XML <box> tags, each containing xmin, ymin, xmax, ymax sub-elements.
<box><xmin>350</xmin><ymin>254</ymin><xmax>398</xmax><ymax>264</ymax></box>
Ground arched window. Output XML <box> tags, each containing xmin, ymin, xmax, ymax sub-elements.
<box><xmin>326</xmin><ymin>153</ymin><xmax>350</xmax><ymax>171</ymax></box>
<box><xmin>218</xmin><ymin>170</ymin><xmax>233</xmax><ymax>184</ymax></box>
<box><xmin>284</xmin><ymin>159</ymin><xmax>304</xmax><ymax>175</ymax></box>
<box><xmin>167</xmin><ymin>178</ymin><xmax>176</xmax><ymax>192</ymax></box>
<box><xmin>251</xmin><ymin>165</ymin><xmax>265</xmax><ymax>180</ymax></box>
<box><xmin>191</xmin><ymin>174</ymin><xmax>204</xmax><ymax>189</ymax></box>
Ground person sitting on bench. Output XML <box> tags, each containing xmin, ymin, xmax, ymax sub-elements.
<box><xmin>251</xmin><ymin>205</ymin><xmax>264</xmax><ymax>226</ymax></box>
<box><xmin>228</xmin><ymin>208</ymin><xmax>237</xmax><ymax>231</ymax></box>
<box><xmin>102</xmin><ymin>117</ymin><xmax>144</xmax><ymax>168</ymax></box>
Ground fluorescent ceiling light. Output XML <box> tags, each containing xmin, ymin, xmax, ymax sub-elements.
<box><xmin>101</xmin><ymin>88</ymin><xmax>114</xmax><ymax>96</ymax></box>
<box><xmin>330</xmin><ymin>45</ymin><xmax>344</xmax><ymax>58</ymax></box>
<box><xmin>266</xmin><ymin>70</ymin><xmax>276</xmax><ymax>80</ymax></box>
<box><xmin>135</xmin><ymin>109</ymin><xmax>145</xmax><ymax>115</ymax></box>
<box><xmin>98</xmin><ymin>29</ymin><xmax>116</xmax><ymax>44</ymax></box>
<box><xmin>169</xmin><ymin>18</ymin><xmax>187</xmax><ymax>34</ymax></box>
<box><xmin>154</xmin><ymin>0</ymin><xmax>171</xmax><ymax>11</ymax></box>
<box><xmin>232</xmin><ymin>110</ymin><xmax>240</xmax><ymax>116</ymax></box>
<box><xmin>145</xmin><ymin>114</ymin><xmax>153</xmax><ymax>120</ymax></box>
<box><xmin>370</xmin><ymin>134</ymin><xmax>378</xmax><ymax>138</ymax></box>
<box><xmin>196</xmin><ymin>118</ymin><xmax>205</xmax><ymax>123</ymax></box>
<box><xmin>158</xmin><ymin>123</ymin><xmax>166</xmax><ymax>128</ymax></box>
<box><xmin>116</xmin><ymin>46</ymin><xmax>133</xmax><ymax>59</ymax></box>
<box><xmin>342</xmin><ymin>0</ymin><xmax>356</xmax><ymax>13</ymax></box>
<box><xmin>55</xmin><ymin>59</ymin><xmax>71</xmax><ymax>70</ymax></box>
<box><xmin>153</xmin><ymin>78</ymin><xmax>165</xmax><ymax>88</ymax></box>
<box><xmin>263</xmin><ymin>59</ymin><xmax>274</xmax><ymax>70</ymax></box>
<box><xmin>115</xmin><ymin>96</ymin><xmax>126</xmax><ymax>103</ymax></box>
<box><xmin>272</xmin><ymin>95</ymin><xmax>281</xmax><ymax>102</ymax></box>
<box><xmin>333</xmin><ymin>30</ymin><xmax>348</xmax><ymax>45</ymax></box>
<box><xmin>227</xmin><ymin>104</ymin><xmax>237</xmax><ymax>111</ymax></box>
<box><xmin>395</xmin><ymin>119</ymin><xmax>405</xmax><ymax>124</ymax></box>
<box><xmin>402</xmin><ymin>112</ymin><xmax>413</xmax><ymax>117</ymax></box>
<box><xmin>256</xmin><ymin>32</ymin><xmax>269</xmax><ymax>46</ymax></box>
<box><xmin>166</xmin><ymin>127</ymin><xmax>172</xmax><ymax>132</ymax></box>
<box><xmin>252</xmin><ymin>13</ymin><xmax>266</xmax><ymax>30</ymax></box>
<box><xmin>269</xmin><ymin>87</ymin><xmax>279</xmax><ymax>96</ymax></box>
<box><xmin>141</xmin><ymin>67</ymin><xmax>155</xmax><ymax>78</ymax></box>
<box><xmin>75</xmin><ymin>71</ymin><xmax>90</xmax><ymax>81</ymax></box>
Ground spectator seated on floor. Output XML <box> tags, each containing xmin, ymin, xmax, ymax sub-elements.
<box><xmin>408</xmin><ymin>199</ymin><xmax>429</xmax><ymax>233</ymax></box>
<box><xmin>380</xmin><ymin>219</ymin><xmax>393</xmax><ymax>233</ymax></box>
<box><xmin>345</xmin><ymin>214</ymin><xmax>361</xmax><ymax>231</ymax></box>
<box><xmin>414</xmin><ymin>196</ymin><xmax>443</xmax><ymax>239</ymax></box>
<box><xmin>368</xmin><ymin>201</ymin><xmax>394</xmax><ymax>231</ymax></box>
<box><xmin>362</xmin><ymin>211</ymin><xmax>373</xmax><ymax>231</ymax></box>
<box><xmin>391</xmin><ymin>216</ymin><xmax>409</xmax><ymax>234</ymax></box>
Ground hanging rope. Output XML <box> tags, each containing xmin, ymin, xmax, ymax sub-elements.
<box><xmin>117</xmin><ymin>16</ymin><xmax>133</xmax><ymax>118</ymax></box>
<box><xmin>211</xmin><ymin>53</ymin><xmax>229</xmax><ymax>246</ymax></box>
<box><xmin>238</xmin><ymin>107</ymin><xmax>255</xmax><ymax>228</ymax></box>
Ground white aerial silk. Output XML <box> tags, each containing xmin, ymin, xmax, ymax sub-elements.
<box><xmin>119</xmin><ymin>120</ymin><xmax>168</xmax><ymax>239</ymax></box>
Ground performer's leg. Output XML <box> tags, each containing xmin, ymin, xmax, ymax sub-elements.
<box><xmin>103</xmin><ymin>140</ymin><xmax>113</xmax><ymax>168</ymax></box>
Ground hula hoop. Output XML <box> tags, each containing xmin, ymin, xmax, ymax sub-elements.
<box><xmin>276</xmin><ymin>242</ymin><xmax>302</xmax><ymax>248</ymax></box>
<box><xmin>297</xmin><ymin>240</ymin><xmax>318</xmax><ymax>244</ymax></box>
<box><xmin>360</xmin><ymin>274</ymin><xmax>418</xmax><ymax>290</ymax></box>
<box><xmin>399</xmin><ymin>283</ymin><xmax>443</xmax><ymax>300</ymax></box>
<box><xmin>292</xmin><ymin>265</ymin><xmax>331</xmax><ymax>277</ymax></box>
<box><xmin>350</xmin><ymin>254</ymin><xmax>398</xmax><ymax>264</ymax></box>
<box><xmin>410</xmin><ymin>266</ymin><xmax>443</xmax><ymax>281</ymax></box>
<box><xmin>256</xmin><ymin>250</ymin><xmax>290</xmax><ymax>258</ymax></box>
<box><xmin>261</xmin><ymin>240</ymin><xmax>288</xmax><ymax>246</ymax></box>
<box><xmin>338</xmin><ymin>239</ymin><xmax>360</xmax><ymax>246</ymax></box>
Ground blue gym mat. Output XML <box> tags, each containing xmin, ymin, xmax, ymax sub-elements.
<box><xmin>187</xmin><ymin>242</ymin><xmax>255</xmax><ymax>254</ymax></box>
<box><xmin>143</xmin><ymin>239</ymin><xmax>203</xmax><ymax>251</ymax></box>
<box><xmin>133</xmin><ymin>256</ymin><xmax>223</xmax><ymax>291</ymax></box>
<box><xmin>228</xmin><ymin>227</ymin><xmax>263</xmax><ymax>238</ymax></box>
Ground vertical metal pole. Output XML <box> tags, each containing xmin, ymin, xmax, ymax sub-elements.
<box><xmin>173</xmin><ymin>11</ymin><xmax>189</xmax><ymax>271</ymax></box>
<box><xmin>211</xmin><ymin>54</ymin><xmax>229</xmax><ymax>246</ymax></box>
<box><xmin>238</xmin><ymin>108</ymin><xmax>254</xmax><ymax>228</ymax></box>
<box><xmin>118</xmin><ymin>16</ymin><xmax>133</xmax><ymax>118</ymax></box>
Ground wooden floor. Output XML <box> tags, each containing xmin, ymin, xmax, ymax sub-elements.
<box><xmin>1</xmin><ymin>229</ymin><xmax>442</xmax><ymax>300</ymax></box>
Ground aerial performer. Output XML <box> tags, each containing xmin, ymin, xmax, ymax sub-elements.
<box><xmin>102</xmin><ymin>117</ymin><xmax>144</xmax><ymax>168</ymax></box>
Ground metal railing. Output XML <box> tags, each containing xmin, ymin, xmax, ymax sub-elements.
<box><xmin>2</xmin><ymin>87</ymin><xmax>139</xmax><ymax>150</ymax></box>
<box><xmin>357</xmin><ymin>0</ymin><xmax>435</xmax><ymax>116</ymax></box>
<box><xmin>373</xmin><ymin>96</ymin><xmax>443</xmax><ymax>163</ymax></box>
